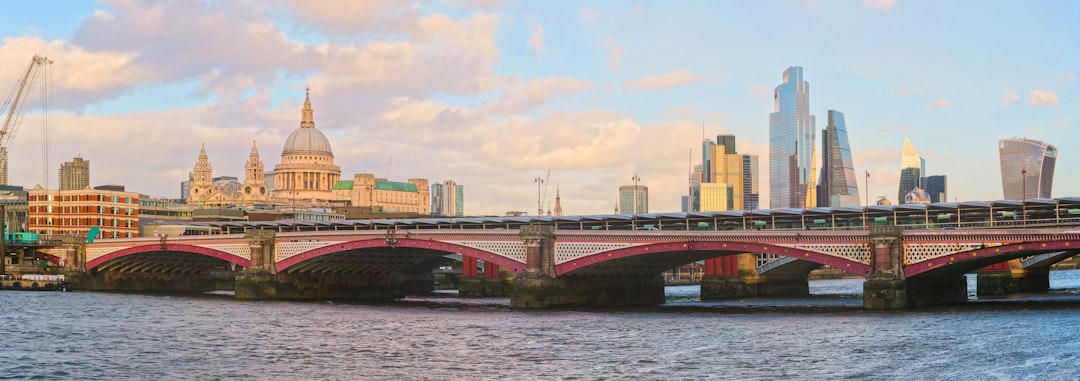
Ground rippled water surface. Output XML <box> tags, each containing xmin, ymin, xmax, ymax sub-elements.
<box><xmin>4</xmin><ymin>271</ymin><xmax>1080</xmax><ymax>380</ymax></box>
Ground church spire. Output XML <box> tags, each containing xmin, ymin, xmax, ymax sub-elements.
<box><xmin>301</xmin><ymin>86</ymin><xmax>315</xmax><ymax>128</ymax></box>
<box><xmin>554</xmin><ymin>185</ymin><xmax>563</xmax><ymax>216</ymax></box>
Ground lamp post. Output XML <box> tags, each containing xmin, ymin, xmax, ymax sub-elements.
<box><xmin>534</xmin><ymin>176</ymin><xmax>544</xmax><ymax>217</ymax></box>
<box><xmin>631</xmin><ymin>174</ymin><xmax>640</xmax><ymax>215</ymax></box>
<box><xmin>1021</xmin><ymin>168</ymin><xmax>1027</xmax><ymax>225</ymax></box>
<box><xmin>864</xmin><ymin>170</ymin><xmax>870</xmax><ymax>229</ymax></box>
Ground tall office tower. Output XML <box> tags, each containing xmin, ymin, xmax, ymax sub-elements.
<box><xmin>816</xmin><ymin>111</ymin><xmax>860</xmax><ymax>207</ymax></box>
<box><xmin>999</xmin><ymin>138</ymin><xmax>1057</xmax><ymax>200</ymax></box>
<box><xmin>922</xmin><ymin>175</ymin><xmax>948</xmax><ymax>203</ymax></box>
<box><xmin>897</xmin><ymin>138</ymin><xmax>926</xmax><ymax>204</ymax></box>
<box><xmin>430</xmin><ymin>182</ymin><xmax>444</xmax><ymax>216</ymax></box>
<box><xmin>697</xmin><ymin>135</ymin><xmax>745</xmax><ymax>212</ymax></box>
<box><xmin>742</xmin><ymin>155</ymin><xmax>760</xmax><ymax>211</ymax></box>
<box><xmin>58</xmin><ymin>156</ymin><xmax>91</xmax><ymax>191</ymax></box>
<box><xmin>618</xmin><ymin>185</ymin><xmax>648</xmax><ymax>214</ymax></box>
<box><xmin>689</xmin><ymin>164</ymin><xmax>702</xmax><ymax>212</ymax></box>
<box><xmin>430</xmin><ymin>180</ymin><xmax>464</xmax><ymax>217</ymax></box>
<box><xmin>769</xmin><ymin>66</ymin><xmax>816</xmax><ymax>209</ymax></box>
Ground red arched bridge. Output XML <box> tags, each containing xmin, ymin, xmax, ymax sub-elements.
<box><xmin>68</xmin><ymin>226</ymin><xmax>1080</xmax><ymax>309</ymax></box>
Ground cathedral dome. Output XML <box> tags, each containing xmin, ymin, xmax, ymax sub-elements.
<box><xmin>282</xmin><ymin>126</ymin><xmax>334</xmax><ymax>157</ymax></box>
<box><xmin>281</xmin><ymin>88</ymin><xmax>334</xmax><ymax>157</ymax></box>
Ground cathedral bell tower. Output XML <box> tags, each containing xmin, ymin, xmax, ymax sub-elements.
<box><xmin>189</xmin><ymin>143</ymin><xmax>216</xmax><ymax>202</ymax></box>
<box><xmin>240</xmin><ymin>140</ymin><xmax>269</xmax><ymax>205</ymax></box>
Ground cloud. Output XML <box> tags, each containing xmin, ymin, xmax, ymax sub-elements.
<box><xmin>749</xmin><ymin>85</ymin><xmax>772</xmax><ymax>100</ymax></box>
<box><xmin>483</xmin><ymin>77</ymin><xmax>594</xmax><ymax>115</ymax></box>
<box><xmin>279</xmin><ymin>0</ymin><xmax>421</xmax><ymax>35</ymax></box>
<box><xmin>1028</xmin><ymin>90</ymin><xmax>1059</xmax><ymax>106</ymax></box>
<box><xmin>1001</xmin><ymin>91</ymin><xmax>1020</xmax><ymax>107</ymax></box>
<box><xmin>927</xmin><ymin>98</ymin><xmax>951</xmax><ymax>109</ymax></box>
<box><xmin>892</xmin><ymin>86</ymin><xmax>924</xmax><ymax>96</ymax></box>
<box><xmin>527</xmin><ymin>24</ymin><xmax>544</xmax><ymax>53</ymax></box>
<box><xmin>0</xmin><ymin>37</ymin><xmax>149</xmax><ymax>109</ymax></box>
<box><xmin>863</xmin><ymin>0</ymin><xmax>896</xmax><ymax>10</ymax></box>
<box><xmin>1066</xmin><ymin>73</ymin><xmax>1076</xmax><ymax>83</ymax></box>
<box><xmin>624</xmin><ymin>70</ymin><xmax>701</xmax><ymax>90</ymax></box>
<box><xmin>599</xmin><ymin>38</ymin><xmax>625</xmax><ymax>71</ymax></box>
<box><xmin>581</xmin><ymin>6</ymin><xmax>598</xmax><ymax>20</ymax></box>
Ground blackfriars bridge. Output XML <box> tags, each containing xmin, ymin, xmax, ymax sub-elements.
<box><xmin>42</xmin><ymin>222</ymin><xmax>1080</xmax><ymax>309</ymax></box>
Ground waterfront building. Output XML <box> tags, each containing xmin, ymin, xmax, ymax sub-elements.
<box><xmin>769</xmin><ymin>66</ymin><xmax>816</xmax><ymax>209</ymax></box>
<box><xmin>58</xmin><ymin>156</ymin><xmax>90</xmax><ymax>191</ymax></box>
<box><xmin>999</xmin><ymin>138</ymin><xmax>1057</xmax><ymax>200</ymax></box>
<box><xmin>816</xmin><ymin>110</ymin><xmax>860</xmax><ymax>207</ymax></box>
<box><xmin>618</xmin><ymin>185</ymin><xmax>648</xmax><ymax>214</ymax></box>
<box><xmin>922</xmin><ymin>175</ymin><xmax>948</xmax><ymax>203</ymax></box>
<box><xmin>0</xmin><ymin>185</ymin><xmax>28</xmax><ymax>233</ymax></box>
<box><xmin>27</xmin><ymin>185</ymin><xmax>139</xmax><ymax>238</ymax></box>
<box><xmin>897</xmin><ymin>138</ymin><xmax>926</xmax><ymax>204</ymax></box>
<box><xmin>430</xmin><ymin>180</ymin><xmax>464</xmax><ymax>217</ymax></box>
<box><xmin>333</xmin><ymin>174</ymin><xmax>430</xmax><ymax>214</ymax></box>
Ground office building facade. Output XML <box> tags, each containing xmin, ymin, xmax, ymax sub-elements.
<box><xmin>58</xmin><ymin>156</ymin><xmax>90</xmax><ymax>191</ymax></box>
<box><xmin>769</xmin><ymin>66</ymin><xmax>816</xmax><ymax>209</ymax></box>
<box><xmin>999</xmin><ymin>138</ymin><xmax>1057</xmax><ymax>200</ymax></box>
<box><xmin>897</xmin><ymin>138</ymin><xmax>926</xmax><ymax>204</ymax></box>
<box><xmin>618</xmin><ymin>185</ymin><xmax>648</xmax><ymax>214</ymax></box>
<box><xmin>817</xmin><ymin>110</ymin><xmax>860</xmax><ymax>207</ymax></box>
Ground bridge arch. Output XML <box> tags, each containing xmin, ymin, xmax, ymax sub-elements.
<box><xmin>905</xmin><ymin>239</ymin><xmax>1080</xmax><ymax>277</ymax></box>
<box><xmin>86</xmin><ymin>243</ymin><xmax>251</xmax><ymax>271</ymax></box>
<box><xmin>276</xmin><ymin>238</ymin><xmax>525</xmax><ymax>273</ymax></box>
<box><xmin>556</xmin><ymin>240</ymin><xmax>871</xmax><ymax>277</ymax></box>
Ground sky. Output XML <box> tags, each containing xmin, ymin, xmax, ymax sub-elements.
<box><xmin>0</xmin><ymin>0</ymin><xmax>1077</xmax><ymax>216</ymax></box>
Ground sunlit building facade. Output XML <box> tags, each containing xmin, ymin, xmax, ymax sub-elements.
<box><xmin>999</xmin><ymin>138</ymin><xmax>1057</xmax><ymax>200</ymax></box>
<box><xmin>769</xmin><ymin>66</ymin><xmax>816</xmax><ymax>209</ymax></box>
<box><xmin>618</xmin><ymin>185</ymin><xmax>648</xmax><ymax>214</ymax></box>
<box><xmin>817</xmin><ymin>110</ymin><xmax>860</xmax><ymax>207</ymax></box>
<box><xmin>897</xmin><ymin>138</ymin><xmax>926</xmax><ymax>204</ymax></box>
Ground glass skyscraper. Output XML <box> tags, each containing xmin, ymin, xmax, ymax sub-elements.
<box><xmin>999</xmin><ymin>138</ymin><xmax>1057</xmax><ymax>200</ymax></box>
<box><xmin>816</xmin><ymin>110</ymin><xmax>860</xmax><ymax>207</ymax></box>
<box><xmin>897</xmin><ymin>138</ymin><xmax>925</xmax><ymax>204</ymax></box>
<box><xmin>769</xmin><ymin>67</ymin><xmax>816</xmax><ymax>209</ymax></box>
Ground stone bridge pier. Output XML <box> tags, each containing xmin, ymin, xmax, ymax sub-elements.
<box><xmin>510</xmin><ymin>226</ymin><xmax>665</xmax><ymax>308</ymax></box>
<box><xmin>976</xmin><ymin>260</ymin><xmax>1050</xmax><ymax>296</ymax></box>
<box><xmin>700</xmin><ymin>254</ymin><xmax>812</xmax><ymax>300</ymax></box>
<box><xmin>863</xmin><ymin>226</ymin><xmax>967</xmax><ymax>309</ymax></box>
<box><xmin>234</xmin><ymin>230</ymin><xmax>406</xmax><ymax>301</ymax></box>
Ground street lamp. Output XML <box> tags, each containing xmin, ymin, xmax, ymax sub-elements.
<box><xmin>534</xmin><ymin>176</ymin><xmax>544</xmax><ymax>217</ymax></box>
<box><xmin>631</xmin><ymin>174</ymin><xmax>640</xmax><ymax>215</ymax></box>
<box><xmin>1021</xmin><ymin>168</ymin><xmax>1027</xmax><ymax>225</ymax></box>
<box><xmin>864</xmin><ymin>170</ymin><xmax>870</xmax><ymax>229</ymax></box>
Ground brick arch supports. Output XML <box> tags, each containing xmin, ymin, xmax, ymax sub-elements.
<box><xmin>275</xmin><ymin>238</ymin><xmax>526</xmax><ymax>273</ymax></box>
<box><xmin>85</xmin><ymin>243</ymin><xmax>251</xmax><ymax>271</ymax></box>
<box><xmin>904</xmin><ymin>239</ymin><xmax>1080</xmax><ymax>278</ymax></box>
<box><xmin>555</xmin><ymin>240</ymin><xmax>871</xmax><ymax>277</ymax></box>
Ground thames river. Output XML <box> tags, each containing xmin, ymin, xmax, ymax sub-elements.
<box><xmin>4</xmin><ymin>272</ymin><xmax>1080</xmax><ymax>380</ymax></box>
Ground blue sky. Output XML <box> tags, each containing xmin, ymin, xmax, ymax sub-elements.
<box><xmin>0</xmin><ymin>0</ymin><xmax>1076</xmax><ymax>214</ymax></box>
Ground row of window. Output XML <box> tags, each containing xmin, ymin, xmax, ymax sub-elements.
<box><xmin>30</xmin><ymin>217</ymin><xmax>137</xmax><ymax>228</ymax></box>
<box><xmin>30</xmin><ymin>194</ymin><xmax>136</xmax><ymax>203</ymax></box>
<box><xmin>28</xmin><ymin>205</ymin><xmax>137</xmax><ymax>216</ymax></box>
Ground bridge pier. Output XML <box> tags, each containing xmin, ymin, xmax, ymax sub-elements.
<box><xmin>509</xmin><ymin>225</ymin><xmax>665</xmax><ymax>308</ymax></box>
<box><xmin>700</xmin><ymin>254</ymin><xmax>809</xmax><ymax>299</ymax></box>
<box><xmin>459</xmin><ymin>259</ymin><xmax>512</xmax><ymax>297</ymax></box>
<box><xmin>71</xmin><ymin>270</ymin><xmax>228</xmax><ymax>293</ymax></box>
<box><xmin>976</xmin><ymin>260</ymin><xmax>1049</xmax><ymax>296</ymax></box>
<box><xmin>862</xmin><ymin>226</ymin><xmax>968</xmax><ymax>309</ymax></box>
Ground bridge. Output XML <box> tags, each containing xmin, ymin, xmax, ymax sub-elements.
<box><xmin>53</xmin><ymin>222</ymin><xmax>1080</xmax><ymax>309</ymax></box>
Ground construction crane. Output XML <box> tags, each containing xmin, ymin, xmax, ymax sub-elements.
<box><xmin>541</xmin><ymin>169</ymin><xmax>550</xmax><ymax>216</ymax></box>
<box><xmin>0</xmin><ymin>55</ymin><xmax>52</xmax><ymax>185</ymax></box>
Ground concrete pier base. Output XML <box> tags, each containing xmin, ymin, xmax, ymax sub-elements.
<box><xmin>700</xmin><ymin>274</ymin><xmax>809</xmax><ymax>299</ymax></box>
<box><xmin>235</xmin><ymin>271</ymin><xmax>404</xmax><ymax>300</ymax></box>
<box><xmin>977</xmin><ymin>269</ymin><xmax>1049</xmax><ymax>296</ymax></box>
<box><xmin>864</xmin><ymin>273</ymin><xmax>968</xmax><ymax>309</ymax></box>
<box><xmin>510</xmin><ymin>272</ymin><xmax>665</xmax><ymax>308</ymax></box>
<box><xmin>459</xmin><ymin>276</ymin><xmax>512</xmax><ymax>297</ymax></box>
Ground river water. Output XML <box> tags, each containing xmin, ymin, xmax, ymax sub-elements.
<box><xmin>4</xmin><ymin>271</ymin><xmax>1080</xmax><ymax>380</ymax></box>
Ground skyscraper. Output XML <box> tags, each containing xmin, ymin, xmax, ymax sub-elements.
<box><xmin>693</xmin><ymin>134</ymin><xmax>756</xmax><ymax>212</ymax></box>
<box><xmin>430</xmin><ymin>180</ymin><xmax>464</xmax><ymax>217</ymax></box>
<box><xmin>742</xmin><ymin>155</ymin><xmax>760</xmax><ymax>211</ymax></box>
<box><xmin>999</xmin><ymin>138</ymin><xmax>1057</xmax><ymax>200</ymax></box>
<box><xmin>897</xmin><ymin>138</ymin><xmax>926</xmax><ymax>204</ymax></box>
<box><xmin>922</xmin><ymin>175</ymin><xmax>947</xmax><ymax>203</ymax></box>
<box><xmin>817</xmin><ymin>110</ymin><xmax>860</xmax><ymax>207</ymax></box>
<box><xmin>769</xmin><ymin>66</ymin><xmax>816</xmax><ymax>209</ymax></box>
<box><xmin>58</xmin><ymin>156</ymin><xmax>90</xmax><ymax>191</ymax></box>
<box><xmin>618</xmin><ymin>185</ymin><xmax>648</xmax><ymax>214</ymax></box>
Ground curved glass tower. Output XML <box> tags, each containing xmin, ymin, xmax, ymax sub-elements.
<box><xmin>769</xmin><ymin>67</ymin><xmax>816</xmax><ymax>209</ymax></box>
<box><xmin>817</xmin><ymin>110</ymin><xmax>860</xmax><ymax>207</ymax></box>
<box><xmin>999</xmin><ymin>138</ymin><xmax>1057</xmax><ymax>200</ymax></box>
